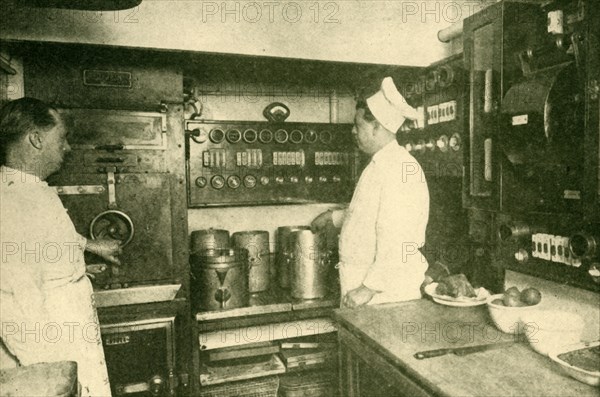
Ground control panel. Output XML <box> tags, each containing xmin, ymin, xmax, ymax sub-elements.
<box><xmin>496</xmin><ymin>213</ymin><xmax>600</xmax><ymax>292</ymax></box>
<box><xmin>397</xmin><ymin>54</ymin><xmax>465</xmax><ymax>179</ymax></box>
<box><xmin>185</xmin><ymin>121</ymin><xmax>358</xmax><ymax>207</ymax></box>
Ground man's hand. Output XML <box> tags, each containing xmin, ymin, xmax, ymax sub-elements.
<box><xmin>342</xmin><ymin>285</ymin><xmax>377</xmax><ymax>308</ymax></box>
<box><xmin>86</xmin><ymin>238</ymin><xmax>122</xmax><ymax>265</ymax></box>
<box><xmin>311</xmin><ymin>210</ymin><xmax>333</xmax><ymax>233</ymax></box>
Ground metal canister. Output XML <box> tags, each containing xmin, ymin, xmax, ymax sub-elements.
<box><xmin>190</xmin><ymin>228</ymin><xmax>230</xmax><ymax>254</ymax></box>
<box><xmin>276</xmin><ymin>226</ymin><xmax>310</xmax><ymax>289</ymax></box>
<box><xmin>232</xmin><ymin>231</ymin><xmax>270</xmax><ymax>293</ymax></box>
<box><xmin>289</xmin><ymin>230</ymin><xmax>330</xmax><ymax>299</ymax></box>
<box><xmin>190</xmin><ymin>248</ymin><xmax>249</xmax><ymax>311</ymax></box>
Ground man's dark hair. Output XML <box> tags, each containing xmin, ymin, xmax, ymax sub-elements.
<box><xmin>355</xmin><ymin>98</ymin><xmax>377</xmax><ymax>122</ymax></box>
<box><xmin>0</xmin><ymin>98</ymin><xmax>58</xmax><ymax>165</ymax></box>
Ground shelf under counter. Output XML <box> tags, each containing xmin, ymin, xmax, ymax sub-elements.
<box><xmin>195</xmin><ymin>288</ymin><xmax>339</xmax><ymax>350</ymax></box>
<box><xmin>195</xmin><ymin>288</ymin><xmax>339</xmax><ymax>327</ymax></box>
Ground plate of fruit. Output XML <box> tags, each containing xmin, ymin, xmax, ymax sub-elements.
<box><xmin>424</xmin><ymin>274</ymin><xmax>491</xmax><ymax>307</ymax></box>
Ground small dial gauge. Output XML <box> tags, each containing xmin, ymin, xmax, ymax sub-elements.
<box><xmin>274</xmin><ymin>129</ymin><xmax>289</xmax><ymax>144</ymax></box>
<box><xmin>304</xmin><ymin>129</ymin><xmax>318</xmax><ymax>143</ymax></box>
<box><xmin>260</xmin><ymin>176</ymin><xmax>270</xmax><ymax>185</ymax></box>
<box><xmin>243</xmin><ymin>175</ymin><xmax>257</xmax><ymax>188</ymax></box>
<box><xmin>226</xmin><ymin>129</ymin><xmax>242</xmax><ymax>143</ymax></box>
<box><xmin>227</xmin><ymin>175</ymin><xmax>241</xmax><ymax>189</ymax></box>
<box><xmin>289</xmin><ymin>130</ymin><xmax>303</xmax><ymax>144</ymax></box>
<box><xmin>259</xmin><ymin>129</ymin><xmax>273</xmax><ymax>143</ymax></box>
<box><xmin>209</xmin><ymin>128</ymin><xmax>225</xmax><ymax>143</ymax></box>
<box><xmin>449</xmin><ymin>133</ymin><xmax>461</xmax><ymax>151</ymax></box>
<box><xmin>320</xmin><ymin>130</ymin><xmax>332</xmax><ymax>144</ymax></box>
<box><xmin>195</xmin><ymin>176</ymin><xmax>207</xmax><ymax>188</ymax></box>
<box><xmin>436</xmin><ymin>135</ymin><xmax>449</xmax><ymax>152</ymax></box>
<box><xmin>243</xmin><ymin>129</ymin><xmax>258</xmax><ymax>143</ymax></box>
<box><xmin>211</xmin><ymin>175</ymin><xmax>225</xmax><ymax>189</ymax></box>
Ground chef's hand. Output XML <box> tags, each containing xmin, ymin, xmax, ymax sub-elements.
<box><xmin>86</xmin><ymin>238</ymin><xmax>122</xmax><ymax>265</ymax></box>
<box><xmin>311</xmin><ymin>210</ymin><xmax>333</xmax><ymax>233</ymax></box>
<box><xmin>343</xmin><ymin>285</ymin><xmax>377</xmax><ymax>308</ymax></box>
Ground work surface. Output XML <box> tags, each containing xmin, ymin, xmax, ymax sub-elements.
<box><xmin>334</xmin><ymin>299</ymin><xmax>598</xmax><ymax>397</ymax></box>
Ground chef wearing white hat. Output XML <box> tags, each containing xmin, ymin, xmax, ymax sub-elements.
<box><xmin>312</xmin><ymin>77</ymin><xmax>430</xmax><ymax>308</ymax></box>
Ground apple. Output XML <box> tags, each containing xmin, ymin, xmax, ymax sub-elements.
<box><xmin>520</xmin><ymin>288</ymin><xmax>542</xmax><ymax>306</ymax></box>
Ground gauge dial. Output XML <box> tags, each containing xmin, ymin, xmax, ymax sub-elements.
<box><xmin>209</xmin><ymin>128</ymin><xmax>225</xmax><ymax>143</ymax></box>
<box><xmin>195</xmin><ymin>176</ymin><xmax>207</xmax><ymax>188</ymax></box>
<box><xmin>320</xmin><ymin>130</ymin><xmax>332</xmax><ymax>144</ymax></box>
<box><xmin>211</xmin><ymin>175</ymin><xmax>225</xmax><ymax>189</ymax></box>
<box><xmin>289</xmin><ymin>130</ymin><xmax>303</xmax><ymax>144</ymax></box>
<box><xmin>449</xmin><ymin>133</ymin><xmax>461</xmax><ymax>151</ymax></box>
<box><xmin>259</xmin><ymin>129</ymin><xmax>273</xmax><ymax>143</ymax></box>
<box><xmin>227</xmin><ymin>175</ymin><xmax>241</xmax><ymax>189</ymax></box>
<box><xmin>226</xmin><ymin>129</ymin><xmax>242</xmax><ymax>143</ymax></box>
<box><xmin>274</xmin><ymin>129</ymin><xmax>289</xmax><ymax>144</ymax></box>
<box><xmin>243</xmin><ymin>129</ymin><xmax>258</xmax><ymax>143</ymax></box>
<box><xmin>243</xmin><ymin>175</ymin><xmax>257</xmax><ymax>188</ymax></box>
<box><xmin>305</xmin><ymin>129</ymin><xmax>318</xmax><ymax>144</ymax></box>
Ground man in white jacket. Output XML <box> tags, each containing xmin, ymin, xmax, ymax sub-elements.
<box><xmin>312</xmin><ymin>77</ymin><xmax>430</xmax><ymax>308</ymax></box>
<box><xmin>0</xmin><ymin>98</ymin><xmax>121</xmax><ymax>396</ymax></box>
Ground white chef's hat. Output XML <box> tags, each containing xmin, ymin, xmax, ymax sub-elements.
<box><xmin>366</xmin><ymin>77</ymin><xmax>419</xmax><ymax>133</ymax></box>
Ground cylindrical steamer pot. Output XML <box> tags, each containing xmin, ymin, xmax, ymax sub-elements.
<box><xmin>232</xmin><ymin>230</ymin><xmax>270</xmax><ymax>293</ymax></box>
<box><xmin>190</xmin><ymin>248</ymin><xmax>249</xmax><ymax>311</ymax></box>
<box><xmin>276</xmin><ymin>226</ymin><xmax>311</xmax><ymax>289</ymax></box>
<box><xmin>288</xmin><ymin>229</ymin><xmax>331</xmax><ymax>299</ymax></box>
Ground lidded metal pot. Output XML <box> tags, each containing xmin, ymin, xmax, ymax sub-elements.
<box><xmin>232</xmin><ymin>231</ymin><xmax>270</xmax><ymax>293</ymax></box>
<box><xmin>288</xmin><ymin>229</ymin><xmax>333</xmax><ymax>300</ymax></box>
<box><xmin>190</xmin><ymin>248</ymin><xmax>249</xmax><ymax>311</ymax></box>
<box><xmin>276</xmin><ymin>226</ymin><xmax>311</xmax><ymax>289</ymax></box>
<box><xmin>190</xmin><ymin>228</ymin><xmax>230</xmax><ymax>254</ymax></box>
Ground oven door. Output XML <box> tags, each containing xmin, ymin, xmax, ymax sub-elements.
<box><xmin>101</xmin><ymin>317</ymin><xmax>176</xmax><ymax>397</ymax></box>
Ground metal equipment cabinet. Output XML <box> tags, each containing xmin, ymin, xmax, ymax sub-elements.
<box><xmin>462</xmin><ymin>1</ymin><xmax>545</xmax><ymax>211</ymax></box>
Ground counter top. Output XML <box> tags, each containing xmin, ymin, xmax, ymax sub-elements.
<box><xmin>334</xmin><ymin>299</ymin><xmax>598</xmax><ymax>397</ymax></box>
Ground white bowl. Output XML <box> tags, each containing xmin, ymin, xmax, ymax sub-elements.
<box><xmin>549</xmin><ymin>341</ymin><xmax>600</xmax><ymax>386</ymax></box>
<box><xmin>486</xmin><ymin>294</ymin><xmax>540</xmax><ymax>334</ymax></box>
<box><xmin>521</xmin><ymin>310</ymin><xmax>584</xmax><ymax>356</ymax></box>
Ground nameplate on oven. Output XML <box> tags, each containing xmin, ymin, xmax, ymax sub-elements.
<box><xmin>105</xmin><ymin>334</ymin><xmax>131</xmax><ymax>346</ymax></box>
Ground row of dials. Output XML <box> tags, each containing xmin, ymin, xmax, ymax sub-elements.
<box><xmin>190</xmin><ymin>127</ymin><xmax>338</xmax><ymax>145</ymax></box>
<box><xmin>194</xmin><ymin>174</ymin><xmax>343</xmax><ymax>190</ymax></box>
<box><xmin>404</xmin><ymin>134</ymin><xmax>461</xmax><ymax>154</ymax></box>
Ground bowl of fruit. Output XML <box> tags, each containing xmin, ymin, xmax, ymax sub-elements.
<box><xmin>486</xmin><ymin>286</ymin><xmax>542</xmax><ymax>334</ymax></box>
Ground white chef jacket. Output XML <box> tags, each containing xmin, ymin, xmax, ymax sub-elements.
<box><xmin>333</xmin><ymin>141</ymin><xmax>429</xmax><ymax>305</ymax></box>
<box><xmin>0</xmin><ymin>166</ymin><xmax>112</xmax><ymax>397</ymax></box>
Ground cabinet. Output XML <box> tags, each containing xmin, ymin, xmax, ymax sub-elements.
<box><xmin>462</xmin><ymin>1</ymin><xmax>545</xmax><ymax>211</ymax></box>
<box><xmin>193</xmin><ymin>292</ymin><xmax>339</xmax><ymax>396</ymax></box>
<box><xmin>337</xmin><ymin>327</ymin><xmax>431</xmax><ymax>397</ymax></box>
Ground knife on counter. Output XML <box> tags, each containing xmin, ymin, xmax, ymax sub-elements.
<box><xmin>414</xmin><ymin>341</ymin><xmax>517</xmax><ymax>359</ymax></box>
